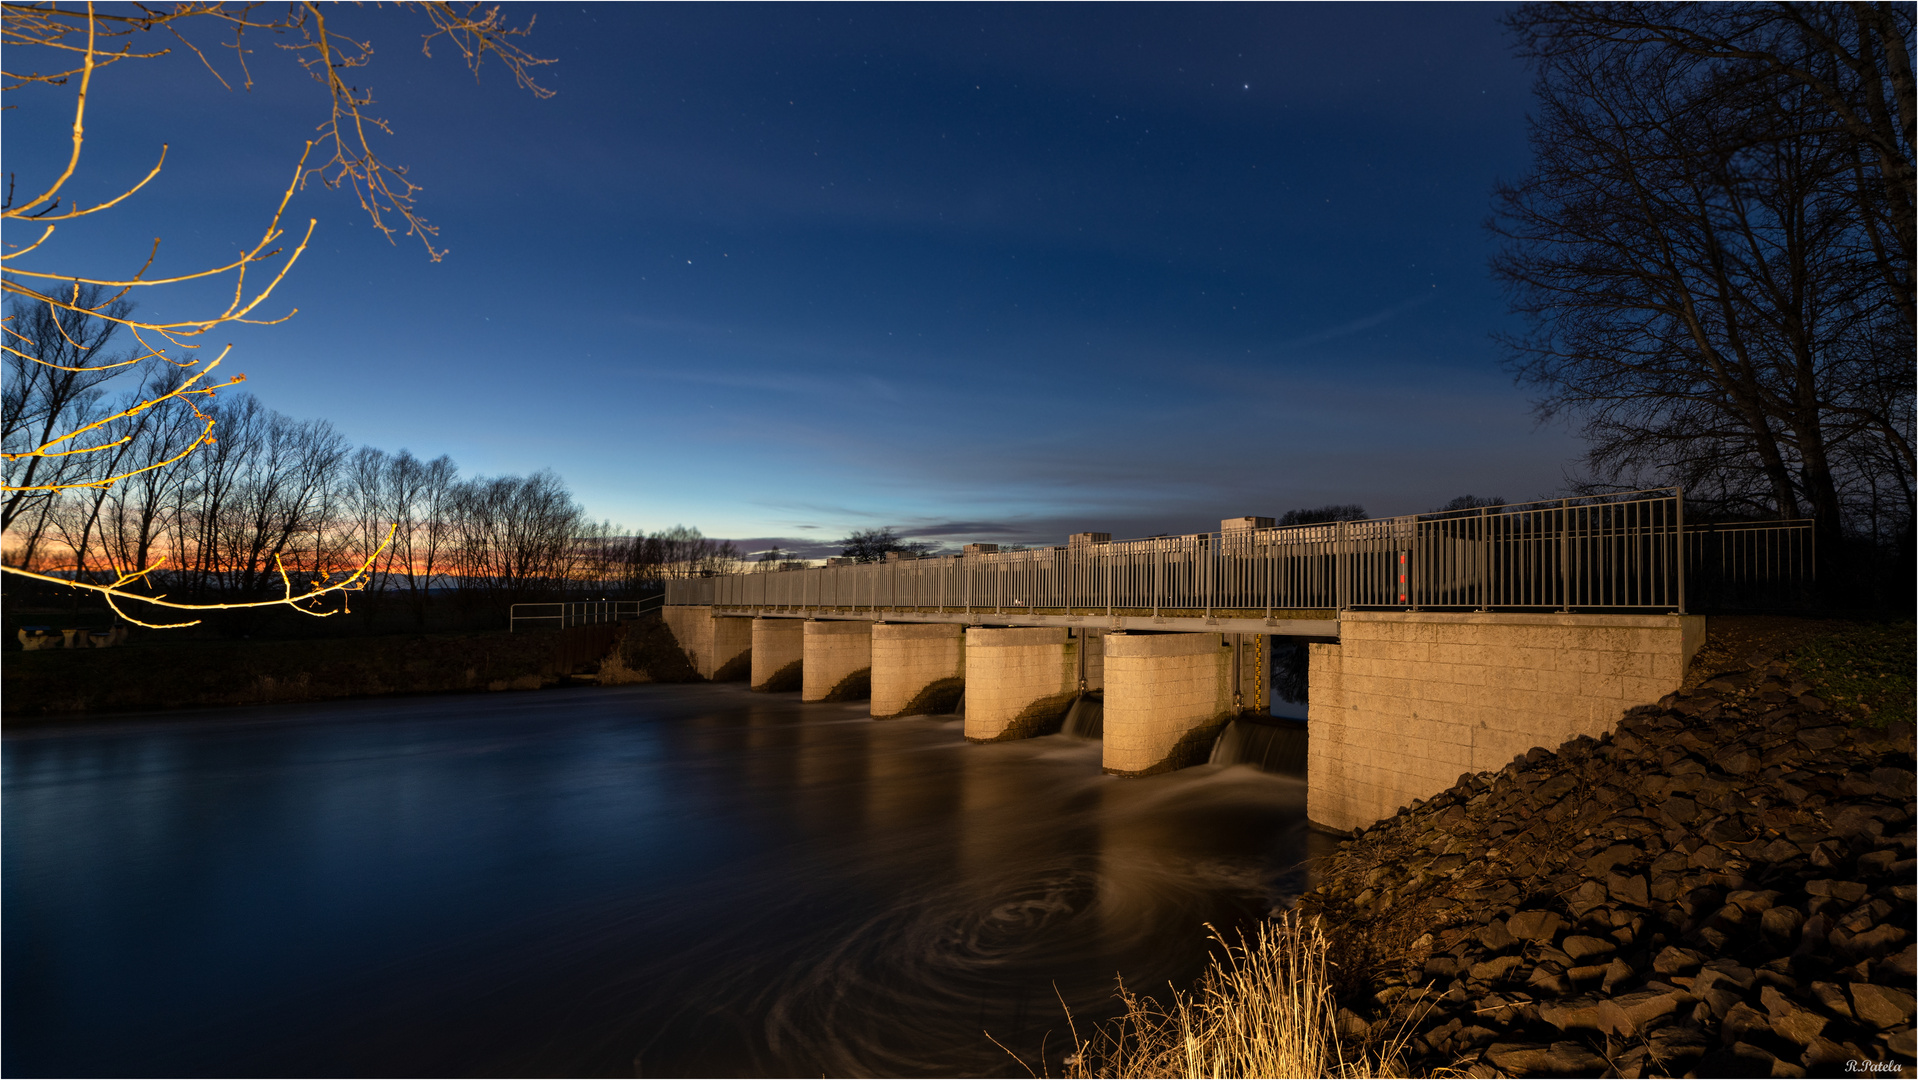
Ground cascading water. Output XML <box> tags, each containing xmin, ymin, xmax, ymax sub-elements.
<box><xmin>1059</xmin><ymin>692</ymin><xmax>1103</xmax><ymax>739</ymax></box>
<box><xmin>1207</xmin><ymin>717</ymin><xmax>1308</xmax><ymax>775</ymax></box>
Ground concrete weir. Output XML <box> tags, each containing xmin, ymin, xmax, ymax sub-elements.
<box><xmin>658</xmin><ymin>598</ymin><xmax>1707</xmax><ymax>832</ymax></box>
<box><xmin>802</xmin><ymin>620</ymin><xmax>872</xmax><ymax>702</ymax></box>
<box><xmin>963</xmin><ymin>627</ymin><xmax>1084</xmax><ymax>742</ymax></box>
<box><xmin>1306</xmin><ymin>611</ymin><xmax>1705</xmax><ymax>831</ymax></box>
<box><xmin>661</xmin><ymin>606</ymin><xmax>753</xmax><ymax>681</ymax></box>
<box><xmin>750</xmin><ymin>618</ymin><xmax>804</xmax><ymax>692</ymax></box>
<box><xmin>870</xmin><ymin>623</ymin><xmax>965</xmax><ymax>718</ymax></box>
<box><xmin>1102</xmin><ymin>632</ymin><xmax>1236</xmax><ymax>777</ymax></box>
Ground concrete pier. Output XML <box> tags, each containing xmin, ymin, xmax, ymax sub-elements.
<box><xmin>661</xmin><ymin>605</ymin><xmax>753</xmax><ymax>681</ymax></box>
<box><xmin>751</xmin><ymin>618</ymin><xmax>804</xmax><ymax>692</ymax></box>
<box><xmin>871</xmin><ymin>623</ymin><xmax>966</xmax><ymax>718</ymax></box>
<box><xmin>963</xmin><ymin>627</ymin><xmax>1082</xmax><ymax>741</ymax></box>
<box><xmin>802</xmin><ymin>620</ymin><xmax>873</xmax><ymax>702</ymax></box>
<box><xmin>1102</xmin><ymin>632</ymin><xmax>1235</xmax><ymax>776</ymax></box>
<box><xmin>1306</xmin><ymin>611</ymin><xmax>1704</xmax><ymax>831</ymax></box>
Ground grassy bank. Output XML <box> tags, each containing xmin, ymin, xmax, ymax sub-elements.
<box><xmin>1681</xmin><ymin>615</ymin><xmax>1915</xmax><ymax>725</ymax></box>
<box><xmin>2</xmin><ymin>615</ymin><xmax>700</xmax><ymax>724</ymax></box>
<box><xmin>1057</xmin><ymin>914</ymin><xmax>1411</xmax><ymax>1079</ymax></box>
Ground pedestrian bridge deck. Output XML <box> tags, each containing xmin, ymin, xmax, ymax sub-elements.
<box><xmin>663</xmin><ymin>487</ymin><xmax>1810</xmax><ymax>632</ymax></box>
<box><xmin>697</xmin><ymin>605</ymin><xmax>1342</xmax><ymax>638</ymax></box>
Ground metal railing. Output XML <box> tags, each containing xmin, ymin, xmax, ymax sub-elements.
<box><xmin>662</xmin><ymin>488</ymin><xmax>1815</xmax><ymax>617</ymax></box>
<box><xmin>509</xmin><ymin>597</ymin><xmax>662</xmax><ymax>632</ymax></box>
<box><xmin>1684</xmin><ymin>518</ymin><xmax>1817</xmax><ymax>611</ymax></box>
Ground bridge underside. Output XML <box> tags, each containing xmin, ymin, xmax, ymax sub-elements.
<box><xmin>708</xmin><ymin>605</ymin><xmax>1341</xmax><ymax>639</ymax></box>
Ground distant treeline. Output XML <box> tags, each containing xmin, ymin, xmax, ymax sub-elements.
<box><xmin>5</xmin><ymin>309</ymin><xmax>739</xmax><ymax>628</ymax></box>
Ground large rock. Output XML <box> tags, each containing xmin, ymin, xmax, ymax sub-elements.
<box><xmin>1850</xmin><ymin>983</ymin><xmax>1918</xmax><ymax>1030</ymax></box>
<box><xmin>1760</xmin><ymin>985</ymin><xmax>1827</xmax><ymax>1045</ymax></box>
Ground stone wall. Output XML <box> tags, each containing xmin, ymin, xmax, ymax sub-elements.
<box><xmin>751</xmin><ymin>618</ymin><xmax>804</xmax><ymax>692</ymax></box>
<box><xmin>1103</xmin><ymin>631</ymin><xmax>1235</xmax><ymax>776</ymax></box>
<box><xmin>964</xmin><ymin>627</ymin><xmax>1079</xmax><ymax>741</ymax></box>
<box><xmin>661</xmin><ymin>606</ymin><xmax>753</xmax><ymax>681</ymax></box>
<box><xmin>802</xmin><ymin>620</ymin><xmax>872</xmax><ymax>702</ymax></box>
<box><xmin>871</xmin><ymin>623</ymin><xmax>965</xmax><ymax>718</ymax></box>
<box><xmin>1307</xmin><ymin>611</ymin><xmax>1705</xmax><ymax>831</ymax></box>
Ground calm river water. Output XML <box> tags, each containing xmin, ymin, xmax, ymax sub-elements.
<box><xmin>4</xmin><ymin>684</ymin><xmax>1318</xmax><ymax>1077</ymax></box>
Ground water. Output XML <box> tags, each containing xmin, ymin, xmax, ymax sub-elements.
<box><xmin>1208</xmin><ymin>718</ymin><xmax>1309</xmax><ymax>775</ymax></box>
<box><xmin>3</xmin><ymin>685</ymin><xmax>1320</xmax><ymax>1078</ymax></box>
<box><xmin>1060</xmin><ymin>693</ymin><xmax>1103</xmax><ymax>739</ymax></box>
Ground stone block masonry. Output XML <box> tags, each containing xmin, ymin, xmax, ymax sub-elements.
<box><xmin>802</xmin><ymin>620</ymin><xmax>872</xmax><ymax>702</ymax></box>
<box><xmin>1103</xmin><ymin>631</ymin><xmax>1236</xmax><ymax>776</ymax></box>
<box><xmin>964</xmin><ymin>627</ymin><xmax>1081</xmax><ymax>741</ymax></box>
<box><xmin>870</xmin><ymin>623</ymin><xmax>965</xmax><ymax>718</ymax></box>
<box><xmin>1306</xmin><ymin>611</ymin><xmax>1705</xmax><ymax>831</ymax></box>
<box><xmin>661</xmin><ymin>606</ymin><xmax>753</xmax><ymax>681</ymax></box>
<box><xmin>751</xmin><ymin>618</ymin><xmax>804</xmax><ymax>692</ymax></box>
<box><xmin>1081</xmin><ymin>628</ymin><xmax>1106</xmax><ymax>691</ymax></box>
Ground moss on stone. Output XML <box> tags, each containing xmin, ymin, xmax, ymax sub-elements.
<box><xmin>1103</xmin><ymin>713</ymin><xmax>1231</xmax><ymax>777</ymax></box>
<box><xmin>712</xmin><ymin>651</ymin><xmax>752</xmax><ymax>683</ymax></box>
<box><xmin>878</xmin><ymin>676</ymin><xmax>964</xmax><ymax>719</ymax></box>
<box><xmin>967</xmin><ymin>689</ymin><xmax>1078</xmax><ymax>742</ymax></box>
<box><xmin>821</xmin><ymin>667</ymin><xmax>871</xmax><ymax>702</ymax></box>
<box><xmin>752</xmin><ymin>659</ymin><xmax>802</xmax><ymax>693</ymax></box>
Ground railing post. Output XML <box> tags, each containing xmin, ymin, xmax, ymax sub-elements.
<box><xmin>1263</xmin><ymin>529</ymin><xmax>1273</xmax><ymax>619</ymax></box>
<box><xmin>1558</xmin><ymin>498</ymin><xmax>1571</xmax><ymax>613</ymax></box>
<box><xmin>1674</xmin><ymin>486</ymin><xmax>1686</xmax><ymax>614</ymax></box>
<box><xmin>1408</xmin><ymin>518</ymin><xmax>1420</xmax><ymax>611</ymax></box>
<box><xmin>1478</xmin><ymin>505</ymin><xmax>1489</xmax><ymax>611</ymax></box>
<box><xmin>1153</xmin><ymin>542</ymin><xmax>1162</xmax><ymax>619</ymax></box>
<box><xmin>1335</xmin><ymin>521</ymin><xmax>1347</xmax><ymax>611</ymax></box>
<box><xmin>1205</xmin><ymin>533</ymin><xmax>1213</xmax><ymax>619</ymax></box>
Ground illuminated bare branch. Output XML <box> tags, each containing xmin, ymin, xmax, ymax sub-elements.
<box><xmin>10</xmin><ymin>523</ymin><xmax>397</xmax><ymax>628</ymax></box>
<box><xmin>0</xmin><ymin>2</ymin><xmax>551</xmax><ymax>620</ymax></box>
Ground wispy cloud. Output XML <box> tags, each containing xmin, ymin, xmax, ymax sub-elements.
<box><xmin>1270</xmin><ymin>291</ymin><xmax>1439</xmax><ymax>351</ymax></box>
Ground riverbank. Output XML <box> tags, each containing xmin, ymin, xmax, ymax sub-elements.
<box><xmin>1297</xmin><ymin>617</ymin><xmax>1916</xmax><ymax>1077</ymax></box>
<box><xmin>1</xmin><ymin>615</ymin><xmax>699</xmax><ymax>724</ymax></box>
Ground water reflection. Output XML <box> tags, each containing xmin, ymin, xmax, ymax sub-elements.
<box><xmin>4</xmin><ymin>685</ymin><xmax>1318</xmax><ymax>1078</ymax></box>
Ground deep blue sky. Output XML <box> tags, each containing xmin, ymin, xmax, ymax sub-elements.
<box><xmin>5</xmin><ymin>2</ymin><xmax>1581</xmax><ymax>555</ymax></box>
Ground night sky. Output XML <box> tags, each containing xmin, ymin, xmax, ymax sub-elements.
<box><xmin>5</xmin><ymin>2</ymin><xmax>1582</xmax><ymax>555</ymax></box>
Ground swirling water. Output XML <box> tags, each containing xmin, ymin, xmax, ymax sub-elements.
<box><xmin>3</xmin><ymin>684</ymin><xmax>1320</xmax><ymax>1077</ymax></box>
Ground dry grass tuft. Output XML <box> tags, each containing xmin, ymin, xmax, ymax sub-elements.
<box><xmin>1058</xmin><ymin>912</ymin><xmax>1413</xmax><ymax>1079</ymax></box>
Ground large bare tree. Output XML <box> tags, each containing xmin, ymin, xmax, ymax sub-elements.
<box><xmin>1493</xmin><ymin>3</ymin><xmax>1914</xmax><ymax>568</ymax></box>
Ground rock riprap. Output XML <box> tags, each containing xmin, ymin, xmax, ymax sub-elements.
<box><xmin>1300</xmin><ymin>662</ymin><xmax>1916</xmax><ymax>1078</ymax></box>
